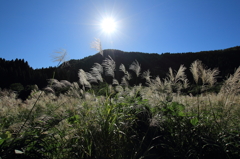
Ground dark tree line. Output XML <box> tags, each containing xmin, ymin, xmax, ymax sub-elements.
<box><xmin>1</xmin><ymin>46</ymin><xmax>240</xmax><ymax>97</ymax></box>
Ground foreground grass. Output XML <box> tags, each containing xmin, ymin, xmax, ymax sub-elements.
<box><xmin>0</xmin><ymin>86</ymin><xmax>240</xmax><ymax>159</ymax></box>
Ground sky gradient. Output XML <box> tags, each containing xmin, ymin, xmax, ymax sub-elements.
<box><xmin>1</xmin><ymin>0</ymin><xmax>240</xmax><ymax>69</ymax></box>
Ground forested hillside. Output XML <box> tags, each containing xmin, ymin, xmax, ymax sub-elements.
<box><xmin>1</xmin><ymin>46</ymin><xmax>240</xmax><ymax>91</ymax></box>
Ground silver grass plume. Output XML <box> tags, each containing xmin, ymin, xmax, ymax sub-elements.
<box><xmin>78</xmin><ymin>69</ymin><xmax>91</xmax><ymax>91</ymax></box>
<box><xmin>205</xmin><ymin>68</ymin><xmax>219</xmax><ymax>87</ymax></box>
<box><xmin>86</xmin><ymin>72</ymin><xmax>98</xmax><ymax>83</ymax></box>
<box><xmin>68</xmin><ymin>82</ymin><xmax>83</xmax><ymax>98</ymax></box>
<box><xmin>200</xmin><ymin>68</ymin><xmax>208</xmax><ymax>85</ymax></box>
<box><xmin>149</xmin><ymin>76</ymin><xmax>168</xmax><ymax>93</ymax></box>
<box><xmin>44</xmin><ymin>87</ymin><xmax>55</xmax><ymax>93</ymax></box>
<box><xmin>102</xmin><ymin>55</ymin><xmax>116</xmax><ymax>78</ymax></box>
<box><xmin>46</xmin><ymin>79</ymin><xmax>72</xmax><ymax>94</ymax></box>
<box><xmin>129</xmin><ymin>60</ymin><xmax>141</xmax><ymax>77</ymax></box>
<box><xmin>51</xmin><ymin>48</ymin><xmax>68</xmax><ymax>67</ymax></box>
<box><xmin>199</xmin><ymin>65</ymin><xmax>218</xmax><ymax>86</ymax></box>
<box><xmin>120</xmin><ymin>76</ymin><xmax>129</xmax><ymax>87</ymax></box>
<box><xmin>190</xmin><ymin>60</ymin><xmax>219</xmax><ymax>87</ymax></box>
<box><xmin>89</xmin><ymin>63</ymin><xmax>103</xmax><ymax>83</ymax></box>
<box><xmin>92</xmin><ymin>63</ymin><xmax>103</xmax><ymax>74</ymax></box>
<box><xmin>47</xmin><ymin>79</ymin><xmax>64</xmax><ymax>89</ymax></box>
<box><xmin>124</xmin><ymin>71</ymin><xmax>132</xmax><ymax>80</ymax></box>
<box><xmin>71</xmin><ymin>82</ymin><xmax>80</xmax><ymax>90</ymax></box>
<box><xmin>115</xmin><ymin>85</ymin><xmax>124</xmax><ymax>93</ymax></box>
<box><xmin>190</xmin><ymin>60</ymin><xmax>202</xmax><ymax>84</ymax></box>
<box><xmin>60</xmin><ymin>80</ymin><xmax>72</xmax><ymax>87</ymax></box>
<box><xmin>119</xmin><ymin>63</ymin><xmax>132</xmax><ymax>80</ymax></box>
<box><xmin>112</xmin><ymin>79</ymin><xmax>119</xmax><ymax>85</ymax></box>
<box><xmin>166</xmin><ymin>65</ymin><xmax>187</xmax><ymax>93</ymax></box>
<box><xmin>183</xmin><ymin>79</ymin><xmax>189</xmax><ymax>89</ymax></box>
<box><xmin>167</xmin><ymin>67</ymin><xmax>174</xmax><ymax>83</ymax></box>
<box><xmin>141</xmin><ymin>69</ymin><xmax>152</xmax><ymax>85</ymax></box>
<box><xmin>150</xmin><ymin>76</ymin><xmax>165</xmax><ymax>90</ymax></box>
<box><xmin>175</xmin><ymin>65</ymin><xmax>187</xmax><ymax>82</ymax></box>
<box><xmin>119</xmin><ymin>63</ymin><xmax>127</xmax><ymax>73</ymax></box>
<box><xmin>220</xmin><ymin>66</ymin><xmax>240</xmax><ymax>94</ymax></box>
<box><xmin>47</xmin><ymin>79</ymin><xmax>59</xmax><ymax>86</ymax></box>
<box><xmin>167</xmin><ymin>65</ymin><xmax>186</xmax><ymax>84</ymax></box>
<box><xmin>91</xmin><ymin>38</ymin><xmax>103</xmax><ymax>56</ymax></box>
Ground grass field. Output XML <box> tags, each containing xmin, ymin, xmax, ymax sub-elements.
<box><xmin>1</xmin><ymin>56</ymin><xmax>240</xmax><ymax>159</ymax></box>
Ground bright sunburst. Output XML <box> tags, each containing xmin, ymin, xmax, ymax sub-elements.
<box><xmin>101</xmin><ymin>17</ymin><xmax>117</xmax><ymax>34</ymax></box>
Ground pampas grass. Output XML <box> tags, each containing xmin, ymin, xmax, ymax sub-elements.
<box><xmin>190</xmin><ymin>60</ymin><xmax>219</xmax><ymax>88</ymax></box>
<box><xmin>141</xmin><ymin>69</ymin><xmax>151</xmax><ymax>85</ymax></box>
<box><xmin>78</xmin><ymin>69</ymin><xmax>91</xmax><ymax>91</ymax></box>
<box><xmin>129</xmin><ymin>60</ymin><xmax>141</xmax><ymax>78</ymax></box>
<box><xmin>1</xmin><ymin>39</ymin><xmax>240</xmax><ymax>158</ymax></box>
<box><xmin>190</xmin><ymin>60</ymin><xmax>202</xmax><ymax>84</ymax></box>
<box><xmin>220</xmin><ymin>66</ymin><xmax>240</xmax><ymax>95</ymax></box>
<box><xmin>102</xmin><ymin>55</ymin><xmax>116</xmax><ymax>78</ymax></box>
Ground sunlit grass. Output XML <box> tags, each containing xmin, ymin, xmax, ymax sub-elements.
<box><xmin>1</xmin><ymin>55</ymin><xmax>240</xmax><ymax>158</ymax></box>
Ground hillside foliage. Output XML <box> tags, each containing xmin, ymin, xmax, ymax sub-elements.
<box><xmin>0</xmin><ymin>47</ymin><xmax>240</xmax><ymax>158</ymax></box>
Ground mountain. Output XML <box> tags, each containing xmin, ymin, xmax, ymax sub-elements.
<box><xmin>64</xmin><ymin>46</ymin><xmax>240</xmax><ymax>83</ymax></box>
<box><xmin>1</xmin><ymin>46</ymin><xmax>240</xmax><ymax>91</ymax></box>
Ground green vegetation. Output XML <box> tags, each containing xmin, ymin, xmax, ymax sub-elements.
<box><xmin>1</xmin><ymin>51</ymin><xmax>240</xmax><ymax>158</ymax></box>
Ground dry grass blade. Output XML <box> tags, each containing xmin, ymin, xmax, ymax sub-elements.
<box><xmin>190</xmin><ymin>60</ymin><xmax>202</xmax><ymax>84</ymax></box>
<box><xmin>88</xmin><ymin>63</ymin><xmax>104</xmax><ymax>83</ymax></box>
<box><xmin>119</xmin><ymin>64</ymin><xmax>126</xmax><ymax>73</ymax></box>
<box><xmin>48</xmin><ymin>79</ymin><xmax>59</xmax><ymax>85</ymax></box>
<box><xmin>78</xmin><ymin>69</ymin><xmax>91</xmax><ymax>90</ymax></box>
<box><xmin>90</xmin><ymin>67</ymin><xmax>103</xmax><ymax>83</ymax></box>
<box><xmin>112</xmin><ymin>79</ymin><xmax>119</xmax><ymax>85</ymax></box>
<box><xmin>129</xmin><ymin>60</ymin><xmax>141</xmax><ymax>77</ymax></box>
<box><xmin>167</xmin><ymin>67</ymin><xmax>174</xmax><ymax>83</ymax></box>
<box><xmin>91</xmin><ymin>38</ymin><xmax>103</xmax><ymax>56</ymax></box>
<box><xmin>167</xmin><ymin>65</ymin><xmax>186</xmax><ymax>84</ymax></box>
<box><xmin>220</xmin><ymin>67</ymin><xmax>240</xmax><ymax>94</ymax></box>
<box><xmin>44</xmin><ymin>87</ymin><xmax>55</xmax><ymax>93</ymax></box>
<box><xmin>47</xmin><ymin>79</ymin><xmax>66</xmax><ymax>89</ymax></box>
<box><xmin>121</xmin><ymin>76</ymin><xmax>129</xmax><ymax>87</ymax></box>
<box><xmin>149</xmin><ymin>76</ymin><xmax>167</xmax><ymax>92</ymax></box>
<box><xmin>183</xmin><ymin>78</ymin><xmax>189</xmax><ymax>89</ymax></box>
<box><xmin>60</xmin><ymin>80</ymin><xmax>72</xmax><ymax>87</ymax></box>
<box><xmin>141</xmin><ymin>69</ymin><xmax>152</xmax><ymax>84</ymax></box>
<box><xmin>175</xmin><ymin>65</ymin><xmax>187</xmax><ymax>82</ymax></box>
<box><xmin>51</xmin><ymin>49</ymin><xmax>68</xmax><ymax>65</ymax></box>
<box><xmin>206</xmin><ymin>68</ymin><xmax>220</xmax><ymax>87</ymax></box>
<box><xmin>102</xmin><ymin>55</ymin><xmax>116</xmax><ymax>78</ymax></box>
<box><xmin>124</xmin><ymin>71</ymin><xmax>132</xmax><ymax>80</ymax></box>
<box><xmin>92</xmin><ymin>63</ymin><xmax>103</xmax><ymax>74</ymax></box>
<box><xmin>86</xmin><ymin>72</ymin><xmax>98</xmax><ymax>83</ymax></box>
<box><xmin>190</xmin><ymin>60</ymin><xmax>219</xmax><ymax>89</ymax></box>
<box><xmin>120</xmin><ymin>63</ymin><xmax>131</xmax><ymax>81</ymax></box>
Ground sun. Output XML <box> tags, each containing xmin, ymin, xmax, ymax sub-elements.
<box><xmin>101</xmin><ymin>17</ymin><xmax>117</xmax><ymax>34</ymax></box>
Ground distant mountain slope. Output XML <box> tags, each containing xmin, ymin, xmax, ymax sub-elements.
<box><xmin>1</xmin><ymin>46</ymin><xmax>240</xmax><ymax>89</ymax></box>
<box><xmin>65</xmin><ymin>46</ymin><xmax>240</xmax><ymax>81</ymax></box>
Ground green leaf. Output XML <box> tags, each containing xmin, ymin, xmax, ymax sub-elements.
<box><xmin>67</xmin><ymin>115</ymin><xmax>80</xmax><ymax>124</ymax></box>
<box><xmin>0</xmin><ymin>131</ymin><xmax>11</xmax><ymax>139</ymax></box>
<box><xmin>178</xmin><ymin>111</ymin><xmax>185</xmax><ymax>117</ymax></box>
<box><xmin>5</xmin><ymin>131</ymin><xmax>12</xmax><ymax>138</ymax></box>
<box><xmin>190</xmin><ymin>117</ymin><xmax>199</xmax><ymax>126</ymax></box>
<box><xmin>0</xmin><ymin>139</ymin><xmax>5</xmax><ymax>145</ymax></box>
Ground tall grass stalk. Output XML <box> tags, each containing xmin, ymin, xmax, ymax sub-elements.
<box><xmin>2</xmin><ymin>49</ymin><xmax>68</xmax><ymax>157</ymax></box>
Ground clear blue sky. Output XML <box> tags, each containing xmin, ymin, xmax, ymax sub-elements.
<box><xmin>1</xmin><ymin>0</ymin><xmax>240</xmax><ymax>69</ymax></box>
